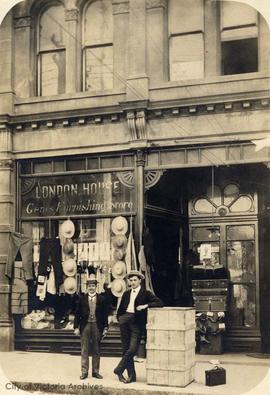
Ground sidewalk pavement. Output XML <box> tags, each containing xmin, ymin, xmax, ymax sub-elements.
<box><xmin>0</xmin><ymin>351</ymin><xmax>270</xmax><ymax>395</ymax></box>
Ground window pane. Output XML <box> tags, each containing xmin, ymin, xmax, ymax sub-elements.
<box><xmin>222</xmin><ymin>38</ymin><xmax>258</xmax><ymax>75</ymax></box>
<box><xmin>40</xmin><ymin>51</ymin><xmax>66</xmax><ymax>96</ymax></box>
<box><xmin>20</xmin><ymin>161</ymin><xmax>31</xmax><ymax>174</ymax></box>
<box><xmin>34</xmin><ymin>161</ymin><xmax>51</xmax><ymax>173</ymax></box>
<box><xmin>54</xmin><ymin>160</ymin><xmax>65</xmax><ymax>172</ymax></box>
<box><xmin>221</xmin><ymin>2</ymin><xmax>257</xmax><ymax>30</ymax></box>
<box><xmin>227</xmin><ymin>284</ymin><xmax>256</xmax><ymax>328</ymax></box>
<box><xmin>169</xmin><ymin>0</ymin><xmax>204</xmax><ymax>34</ymax></box>
<box><xmin>192</xmin><ymin>227</ymin><xmax>220</xmax><ymax>241</ymax></box>
<box><xmin>40</xmin><ymin>5</ymin><xmax>66</xmax><ymax>51</ymax></box>
<box><xmin>227</xmin><ymin>225</ymin><xmax>255</xmax><ymax>241</ymax></box>
<box><xmin>85</xmin><ymin>46</ymin><xmax>113</xmax><ymax>91</ymax></box>
<box><xmin>66</xmin><ymin>159</ymin><xmax>86</xmax><ymax>171</ymax></box>
<box><xmin>84</xmin><ymin>0</ymin><xmax>113</xmax><ymax>46</ymax></box>
<box><xmin>169</xmin><ymin>33</ymin><xmax>204</xmax><ymax>81</ymax></box>
<box><xmin>194</xmin><ymin>198</ymin><xmax>214</xmax><ymax>214</ymax></box>
<box><xmin>101</xmin><ymin>156</ymin><xmax>121</xmax><ymax>169</ymax></box>
<box><xmin>87</xmin><ymin>157</ymin><xmax>99</xmax><ymax>170</ymax></box>
<box><xmin>123</xmin><ymin>155</ymin><xmax>134</xmax><ymax>167</ymax></box>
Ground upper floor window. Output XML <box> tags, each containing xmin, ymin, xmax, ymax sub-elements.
<box><xmin>83</xmin><ymin>0</ymin><xmax>113</xmax><ymax>91</ymax></box>
<box><xmin>168</xmin><ymin>0</ymin><xmax>204</xmax><ymax>81</ymax></box>
<box><xmin>220</xmin><ymin>1</ymin><xmax>258</xmax><ymax>75</ymax></box>
<box><xmin>38</xmin><ymin>3</ymin><xmax>66</xmax><ymax>96</ymax></box>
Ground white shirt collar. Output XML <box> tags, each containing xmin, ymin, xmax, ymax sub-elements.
<box><xmin>131</xmin><ymin>285</ymin><xmax>141</xmax><ymax>294</ymax></box>
<box><xmin>88</xmin><ymin>293</ymin><xmax>96</xmax><ymax>299</ymax></box>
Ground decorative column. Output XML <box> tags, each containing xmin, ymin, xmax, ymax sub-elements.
<box><xmin>259</xmin><ymin>13</ymin><xmax>270</xmax><ymax>74</ymax></box>
<box><xmin>135</xmin><ymin>150</ymin><xmax>146</xmax><ymax>250</ymax></box>
<box><xmin>65</xmin><ymin>5</ymin><xmax>80</xmax><ymax>93</ymax></box>
<box><xmin>204</xmin><ymin>0</ymin><xmax>220</xmax><ymax>77</ymax></box>
<box><xmin>13</xmin><ymin>15</ymin><xmax>33</xmax><ymax>97</ymax></box>
<box><xmin>146</xmin><ymin>0</ymin><xmax>167</xmax><ymax>83</ymax></box>
<box><xmin>0</xmin><ymin>125</ymin><xmax>15</xmax><ymax>351</ymax></box>
<box><xmin>127</xmin><ymin>0</ymin><xmax>149</xmax><ymax>101</ymax></box>
<box><xmin>0</xmin><ymin>11</ymin><xmax>15</xmax><ymax>114</ymax></box>
<box><xmin>112</xmin><ymin>1</ymin><xmax>129</xmax><ymax>89</ymax></box>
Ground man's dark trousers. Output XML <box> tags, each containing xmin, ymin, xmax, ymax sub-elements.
<box><xmin>116</xmin><ymin>313</ymin><xmax>142</xmax><ymax>379</ymax></box>
<box><xmin>81</xmin><ymin>321</ymin><xmax>101</xmax><ymax>375</ymax></box>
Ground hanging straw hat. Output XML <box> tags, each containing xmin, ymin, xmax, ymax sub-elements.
<box><xmin>62</xmin><ymin>239</ymin><xmax>74</xmax><ymax>255</ymax></box>
<box><xmin>113</xmin><ymin>249</ymin><xmax>125</xmax><ymax>261</ymax></box>
<box><xmin>111</xmin><ymin>261</ymin><xmax>126</xmax><ymax>279</ymax></box>
<box><xmin>125</xmin><ymin>270</ymin><xmax>145</xmax><ymax>280</ymax></box>
<box><xmin>110</xmin><ymin>278</ymin><xmax>126</xmax><ymax>297</ymax></box>
<box><xmin>111</xmin><ymin>216</ymin><xmax>128</xmax><ymax>235</ymax></box>
<box><xmin>63</xmin><ymin>277</ymin><xmax>77</xmax><ymax>294</ymax></box>
<box><xmin>60</xmin><ymin>220</ymin><xmax>75</xmax><ymax>238</ymax></box>
<box><xmin>112</xmin><ymin>235</ymin><xmax>127</xmax><ymax>249</ymax></box>
<box><xmin>62</xmin><ymin>258</ymin><xmax>77</xmax><ymax>277</ymax></box>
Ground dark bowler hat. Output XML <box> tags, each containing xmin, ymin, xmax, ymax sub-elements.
<box><xmin>86</xmin><ymin>279</ymin><xmax>98</xmax><ymax>285</ymax></box>
<box><xmin>125</xmin><ymin>270</ymin><xmax>145</xmax><ymax>280</ymax></box>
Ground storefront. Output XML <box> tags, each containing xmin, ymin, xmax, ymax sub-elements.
<box><xmin>12</xmin><ymin>142</ymin><xmax>270</xmax><ymax>354</ymax></box>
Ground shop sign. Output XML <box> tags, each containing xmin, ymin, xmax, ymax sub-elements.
<box><xmin>20</xmin><ymin>172</ymin><xmax>135</xmax><ymax>218</ymax></box>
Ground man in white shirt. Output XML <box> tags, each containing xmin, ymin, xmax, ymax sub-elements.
<box><xmin>114</xmin><ymin>270</ymin><xmax>163</xmax><ymax>383</ymax></box>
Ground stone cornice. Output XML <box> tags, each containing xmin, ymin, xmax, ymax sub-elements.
<box><xmin>112</xmin><ymin>1</ymin><xmax>129</xmax><ymax>15</ymax></box>
<box><xmin>6</xmin><ymin>97</ymin><xmax>270</xmax><ymax>134</ymax></box>
<box><xmin>146</xmin><ymin>0</ymin><xmax>167</xmax><ymax>9</ymax></box>
<box><xmin>13</xmin><ymin>16</ymin><xmax>32</xmax><ymax>29</ymax></box>
<box><xmin>65</xmin><ymin>8</ymin><xmax>79</xmax><ymax>22</ymax></box>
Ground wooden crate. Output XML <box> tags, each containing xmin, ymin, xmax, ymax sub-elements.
<box><xmin>147</xmin><ymin>366</ymin><xmax>195</xmax><ymax>387</ymax></box>
<box><xmin>146</xmin><ymin>307</ymin><xmax>195</xmax><ymax>387</ymax></box>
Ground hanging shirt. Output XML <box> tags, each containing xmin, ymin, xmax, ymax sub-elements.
<box><xmin>126</xmin><ymin>286</ymin><xmax>141</xmax><ymax>313</ymax></box>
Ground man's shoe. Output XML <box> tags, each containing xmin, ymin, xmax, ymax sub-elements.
<box><xmin>113</xmin><ymin>369</ymin><xmax>127</xmax><ymax>383</ymax></box>
<box><xmin>125</xmin><ymin>375</ymin><xmax>136</xmax><ymax>384</ymax></box>
<box><xmin>80</xmin><ymin>373</ymin><xmax>88</xmax><ymax>380</ymax></box>
<box><xmin>92</xmin><ymin>373</ymin><xmax>103</xmax><ymax>379</ymax></box>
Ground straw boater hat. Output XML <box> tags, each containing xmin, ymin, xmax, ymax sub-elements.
<box><xmin>63</xmin><ymin>277</ymin><xmax>77</xmax><ymax>294</ymax></box>
<box><xmin>112</xmin><ymin>235</ymin><xmax>127</xmax><ymax>249</ymax></box>
<box><xmin>111</xmin><ymin>216</ymin><xmax>128</xmax><ymax>235</ymax></box>
<box><xmin>60</xmin><ymin>219</ymin><xmax>75</xmax><ymax>238</ymax></box>
<box><xmin>113</xmin><ymin>249</ymin><xmax>125</xmax><ymax>261</ymax></box>
<box><xmin>62</xmin><ymin>239</ymin><xmax>74</xmax><ymax>255</ymax></box>
<box><xmin>110</xmin><ymin>278</ymin><xmax>126</xmax><ymax>298</ymax></box>
<box><xmin>62</xmin><ymin>258</ymin><xmax>77</xmax><ymax>277</ymax></box>
<box><xmin>111</xmin><ymin>260</ymin><xmax>126</xmax><ymax>279</ymax></box>
<box><xmin>125</xmin><ymin>270</ymin><xmax>145</xmax><ymax>280</ymax></box>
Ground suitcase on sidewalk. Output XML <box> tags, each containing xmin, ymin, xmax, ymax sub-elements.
<box><xmin>205</xmin><ymin>367</ymin><xmax>226</xmax><ymax>386</ymax></box>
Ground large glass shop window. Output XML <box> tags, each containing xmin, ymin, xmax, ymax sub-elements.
<box><xmin>226</xmin><ymin>225</ymin><xmax>256</xmax><ymax>328</ymax></box>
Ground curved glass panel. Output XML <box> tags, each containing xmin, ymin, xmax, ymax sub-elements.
<box><xmin>206</xmin><ymin>185</ymin><xmax>222</xmax><ymax>206</ymax></box>
<box><xmin>224</xmin><ymin>183</ymin><xmax>239</xmax><ymax>205</ymax></box>
<box><xmin>194</xmin><ymin>198</ymin><xmax>215</xmax><ymax>213</ymax></box>
<box><xmin>230</xmin><ymin>196</ymin><xmax>252</xmax><ymax>212</ymax></box>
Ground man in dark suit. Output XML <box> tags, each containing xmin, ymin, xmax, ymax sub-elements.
<box><xmin>74</xmin><ymin>278</ymin><xmax>112</xmax><ymax>380</ymax></box>
<box><xmin>114</xmin><ymin>270</ymin><xmax>163</xmax><ymax>384</ymax></box>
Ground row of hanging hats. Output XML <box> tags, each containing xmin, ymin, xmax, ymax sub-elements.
<box><xmin>110</xmin><ymin>216</ymin><xmax>128</xmax><ymax>298</ymax></box>
<box><xmin>60</xmin><ymin>219</ymin><xmax>78</xmax><ymax>294</ymax></box>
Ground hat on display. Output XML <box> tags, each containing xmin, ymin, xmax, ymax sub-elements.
<box><xmin>113</xmin><ymin>249</ymin><xmax>125</xmax><ymax>261</ymax></box>
<box><xmin>62</xmin><ymin>239</ymin><xmax>74</xmax><ymax>255</ymax></box>
<box><xmin>112</xmin><ymin>260</ymin><xmax>126</xmax><ymax>279</ymax></box>
<box><xmin>60</xmin><ymin>219</ymin><xmax>75</xmax><ymax>239</ymax></box>
<box><xmin>125</xmin><ymin>270</ymin><xmax>145</xmax><ymax>280</ymax></box>
<box><xmin>110</xmin><ymin>278</ymin><xmax>126</xmax><ymax>298</ymax></box>
<box><xmin>112</xmin><ymin>235</ymin><xmax>128</xmax><ymax>249</ymax></box>
<box><xmin>63</xmin><ymin>277</ymin><xmax>77</xmax><ymax>294</ymax></box>
<box><xmin>111</xmin><ymin>216</ymin><xmax>128</xmax><ymax>235</ymax></box>
<box><xmin>62</xmin><ymin>258</ymin><xmax>77</xmax><ymax>277</ymax></box>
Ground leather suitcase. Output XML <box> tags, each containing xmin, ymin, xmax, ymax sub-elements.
<box><xmin>205</xmin><ymin>367</ymin><xmax>226</xmax><ymax>386</ymax></box>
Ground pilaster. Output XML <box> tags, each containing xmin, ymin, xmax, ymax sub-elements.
<box><xmin>65</xmin><ymin>7</ymin><xmax>80</xmax><ymax>93</ymax></box>
<box><xmin>135</xmin><ymin>149</ymin><xmax>146</xmax><ymax>250</ymax></box>
<box><xmin>0</xmin><ymin>125</ymin><xmax>15</xmax><ymax>351</ymax></box>
<box><xmin>204</xmin><ymin>0</ymin><xmax>220</xmax><ymax>77</ymax></box>
<box><xmin>113</xmin><ymin>1</ymin><xmax>129</xmax><ymax>89</ymax></box>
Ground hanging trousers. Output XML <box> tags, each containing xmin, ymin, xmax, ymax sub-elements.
<box><xmin>115</xmin><ymin>313</ymin><xmax>142</xmax><ymax>379</ymax></box>
<box><xmin>38</xmin><ymin>238</ymin><xmax>63</xmax><ymax>291</ymax></box>
<box><xmin>6</xmin><ymin>232</ymin><xmax>33</xmax><ymax>281</ymax></box>
<box><xmin>81</xmin><ymin>322</ymin><xmax>101</xmax><ymax>375</ymax></box>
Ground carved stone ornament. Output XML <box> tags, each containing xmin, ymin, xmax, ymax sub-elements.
<box><xmin>145</xmin><ymin>170</ymin><xmax>163</xmax><ymax>190</ymax></box>
<box><xmin>146</xmin><ymin>0</ymin><xmax>167</xmax><ymax>9</ymax></box>
<box><xmin>117</xmin><ymin>169</ymin><xmax>163</xmax><ymax>190</ymax></box>
<box><xmin>65</xmin><ymin>8</ymin><xmax>79</xmax><ymax>22</ymax></box>
<box><xmin>127</xmin><ymin>110</ymin><xmax>147</xmax><ymax>141</ymax></box>
<box><xmin>113</xmin><ymin>1</ymin><xmax>129</xmax><ymax>15</ymax></box>
<box><xmin>14</xmin><ymin>16</ymin><xmax>32</xmax><ymax>29</ymax></box>
<box><xmin>0</xmin><ymin>159</ymin><xmax>14</xmax><ymax>170</ymax></box>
